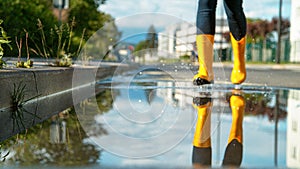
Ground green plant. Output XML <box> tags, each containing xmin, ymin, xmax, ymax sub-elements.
<box><xmin>11</xmin><ymin>82</ymin><xmax>40</xmax><ymax>132</ymax></box>
<box><xmin>32</xmin><ymin>18</ymin><xmax>86</xmax><ymax>67</ymax></box>
<box><xmin>179</xmin><ymin>54</ymin><xmax>191</xmax><ymax>60</ymax></box>
<box><xmin>0</xmin><ymin>19</ymin><xmax>12</xmax><ymax>69</ymax></box>
<box><xmin>54</xmin><ymin>54</ymin><xmax>72</xmax><ymax>67</ymax></box>
<box><xmin>15</xmin><ymin>32</ymin><xmax>33</xmax><ymax>68</ymax></box>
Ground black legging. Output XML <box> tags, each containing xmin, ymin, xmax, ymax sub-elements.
<box><xmin>196</xmin><ymin>0</ymin><xmax>246</xmax><ymax>40</ymax></box>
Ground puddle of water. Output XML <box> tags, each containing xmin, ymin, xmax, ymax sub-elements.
<box><xmin>0</xmin><ymin>69</ymin><xmax>299</xmax><ymax>169</ymax></box>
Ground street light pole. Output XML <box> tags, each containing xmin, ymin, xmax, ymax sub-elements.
<box><xmin>53</xmin><ymin>0</ymin><xmax>69</xmax><ymax>26</ymax></box>
<box><xmin>58</xmin><ymin>1</ymin><xmax>62</xmax><ymax>26</ymax></box>
<box><xmin>276</xmin><ymin>0</ymin><xmax>283</xmax><ymax>64</ymax></box>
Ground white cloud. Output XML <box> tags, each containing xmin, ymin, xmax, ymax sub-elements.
<box><xmin>111</xmin><ymin>13</ymin><xmax>190</xmax><ymax>43</ymax></box>
<box><xmin>115</xmin><ymin>13</ymin><xmax>184</xmax><ymax>29</ymax></box>
<box><xmin>99</xmin><ymin>0</ymin><xmax>291</xmax><ymax>43</ymax></box>
<box><xmin>244</xmin><ymin>0</ymin><xmax>291</xmax><ymax>19</ymax></box>
<box><xmin>100</xmin><ymin>0</ymin><xmax>291</xmax><ymax>22</ymax></box>
<box><xmin>100</xmin><ymin>0</ymin><xmax>198</xmax><ymax>22</ymax></box>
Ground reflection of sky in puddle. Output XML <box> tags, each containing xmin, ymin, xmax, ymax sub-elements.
<box><xmin>96</xmin><ymin>81</ymin><xmax>289</xmax><ymax>168</ymax></box>
<box><xmin>1</xmin><ymin>69</ymin><xmax>300</xmax><ymax>169</ymax></box>
<box><xmin>96</xmin><ymin>87</ymin><xmax>181</xmax><ymax>138</ymax></box>
<box><xmin>94</xmin><ymin>69</ymin><xmax>295</xmax><ymax>168</ymax></box>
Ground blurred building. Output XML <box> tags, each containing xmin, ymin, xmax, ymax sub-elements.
<box><xmin>175</xmin><ymin>22</ymin><xmax>196</xmax><ymax>58</ymax></box>
<box><xmin>290</xmin><ymin>0</ymin><xmax>300</xmax><ymax>62</ymax></box>
<box><xmin>157</xmin><ymin>24</ymin><xmax>180</xmax><ymax>58</ymax></box>
<box><xmin>158</xmin><ymin>19</ymin><xmax>230</xmax><ymax>60</ymax></box>
<box><xmin>287</xmin><ymin>90</ymin><xmax>300</xmax><ymax>167</ymax></box>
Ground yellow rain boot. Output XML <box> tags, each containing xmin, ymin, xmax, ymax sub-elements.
<box><xmin>192</xmin><ymin>97</ymin><xmax>213</xmax><ymax>166</ymax></box>
<box><xmin>230</xmin><ymin>34</ymin><xmax>246</xmax><ymax>84</ymax></box>
<box><xmin>193</xmin><ymin>35</ymin><xmax>214</xmax><ymax>85</ymax></box>
<box><xmin>223</xmin><ymin>92</ymin><xmax>245</xmax><ymax>166</ymax></box>
<box><xmin>228</xmin><ymin>93</ymin><xmax>245</xmax><ymax>144</ymax></box>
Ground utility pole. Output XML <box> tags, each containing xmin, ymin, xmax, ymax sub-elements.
<box><xmin>276</xmin><ymin>0</ymin><xmax>283</xmax><ymax>64</ymax></box>
<box><xmin>53</xmin><ymin>0</ymin><xmax>69</xmax><ymax>26</ymax></box>
<box><xmin>58</xmin><ymin>1</ymin><xmax>62</xmax><ymax>26</ymax></box>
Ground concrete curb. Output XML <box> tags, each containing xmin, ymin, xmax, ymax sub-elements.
<box><xmin>0</xmin><ymin>63</ymin><xmax>138</xmax><ymax>110</ymax></box>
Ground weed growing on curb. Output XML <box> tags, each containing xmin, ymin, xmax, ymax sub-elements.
<box><xmin>15</xmin><ymin>33</ymin><xmax>33</xmax><ymax>68</ymax></box>
<box><xmin>32</xmin><ymin>18</ymin><xmax>86</xmax><ymax>67</ymax></box>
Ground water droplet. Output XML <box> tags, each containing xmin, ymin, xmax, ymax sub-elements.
<box><xmin>138</xmin><ymin>100</ymin><xmax>142</xmax><ymax>103</ymax></box>
<box><xmin>139</xmin><ymin>72</ymin><xmax>143</xmax><ymax>75</ymax></box>
<box><xmin>174</xmin><ymin>69</ymin><xmax>178</xmax><ymax>72</ymax></box>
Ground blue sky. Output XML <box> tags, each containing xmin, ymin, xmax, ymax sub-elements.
<box><xmin>100</xmin><ymin>0</ymin><xmax>291</xmax><ymax>21</ymax></box>
<box><xmin>99</xmin><ymin>0</ymin><xmax>291</xmax><ymax>43</ymax></box>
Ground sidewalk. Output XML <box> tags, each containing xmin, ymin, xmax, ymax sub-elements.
<box><xmin>220</xmin><ymin>63</ymin><xmax>300</xmax><ymax>89</ymax></box>
<box><xmin>189</xmin><ymin>62</ymin><xmax>300</xmax><ymax>89</ymax></box>
<box><xmin>217</xmin><ymin>62</ymin><xmax>300</xmax><ymax>71</ymax></box>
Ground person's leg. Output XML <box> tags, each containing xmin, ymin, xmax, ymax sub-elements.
<box><xmin>193</xmin><ymin>0</ymin><xmax>217</xmax><ymax>85</ymax></box>
<box><xmin>224</xmin><ymin>0</ymin><xmax>247</xmax><ymax>84</ymax></box>
<box><xmin>196</xmin><ymin>0</ymin><xmax>218</xmax><ymax>35</ymax></box>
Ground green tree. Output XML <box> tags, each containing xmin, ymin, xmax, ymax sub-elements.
<box><xmin>0</xmin><ymin>0</ymin><xmax>57</xmax><ymax>57</ymax></box>
<box><xmin>0</xmin><ymin>0</ymin><xmax>121</xmax><ymax>60</ymax></box>
<box><xmin>246</xmin><ymin>17</ymin><xmax>290</xmax><ymax>43</ymax></box>
<box><xmin>68</xmin><ymin>0</ymin><xmax>121</xmax><ymax>60</ymax></box>
<box><xmin>146</xmin><ymin>25</ymin><xmax>158</xmax><ymax>48</ymax></box>
<box><xmin>134</xmin><ymin>25</ymin><xmax>158</xmax><ymax>53</ymax></box>
<box><xmin>69</xmin><ymin>0</ymin><xmax>109</xmax><ymax>37</ymax></box>
<box><xmin>134</xmin><ymin>40</ymin><xmax>148</xmax><ymax>53</ymax></box>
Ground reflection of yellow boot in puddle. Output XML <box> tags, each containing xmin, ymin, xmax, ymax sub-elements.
<box><xmin>192</xmin><ymin>97</ymin><xmax>213</xmax><ymax>167</ymax></box>
<box><xmin>223</xmin><ymin>93</ymin><xmax>245</xmax><ymax>166</ymax></box>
